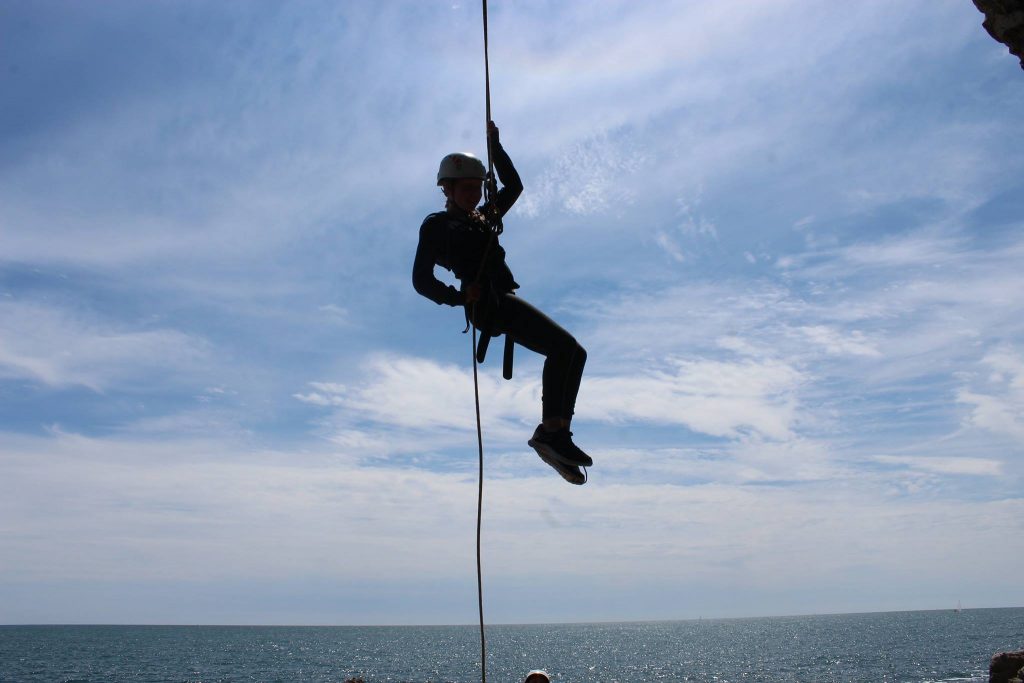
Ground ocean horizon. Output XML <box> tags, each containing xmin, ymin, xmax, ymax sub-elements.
<box><xmin>2</xmin><ymin>607</ymin><xmax>1021</xmax><ymax>682</ymax></box>
<box><xmin>3</xmin><ymin>604</ymin><xmax>1019</xmax><ymax>628</ymax></box>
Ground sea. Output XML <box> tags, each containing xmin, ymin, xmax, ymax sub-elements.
<box><xmin>1</xmin><ymin>608</ymin><xmax>1022</xmax><ymax>683</ymax></box>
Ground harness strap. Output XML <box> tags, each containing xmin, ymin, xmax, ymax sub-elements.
<box><xmin>473</xmin><ymin>325</ymin><xmax>515</xmax><ymax>381</ymax></box>
<box><xmin>476</xmin><ymin>329</ymin><xmax>491</xmax><ymax>364</ymax></box>
<box><xmin>503</xmin><ymin>335</ymin><xmax>514</xmax><ymax>380</ymax></box>
<box><xmin>470</xmin><ymin>287</ymin><xmax>515</xmax><ymax>380</ymax></box>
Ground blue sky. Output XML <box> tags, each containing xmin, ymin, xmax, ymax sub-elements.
<box><xmin>1</xmin><ymin>0</ymin><xmax>1022</xmax><ymax>625</ymax></box>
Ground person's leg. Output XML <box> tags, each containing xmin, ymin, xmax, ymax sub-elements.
<box><xmin>492</xmin><ymin>293</ymin><xmax>591</xmax><ymax>480</ymax></box>
<box><xmin>494</xmin><ymin>294</ymin><xmax>586</xmax><ymax>424</ymax></box>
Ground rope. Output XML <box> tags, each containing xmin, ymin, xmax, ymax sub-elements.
<box><xmin>475</xmin><ymin>7</ymin><xmax>493</xmax><ymax>683</ymax></box>
<box><xmin>482</xmin><ymin>0</ymin><xmax>496</xmax><ymax>193</ymax></box>
<box><xmin>471</xmin><ymin>319</ymin><xmax>487</xmax><ymax>683</ymax></box>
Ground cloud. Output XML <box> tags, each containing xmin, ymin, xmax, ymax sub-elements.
<box><xmin>872</xmin><ymin>454</ymin><xmax>1002</xmax><ymax>477</ymax></box>
<box><xmin>0</xmin><ymin>430</ymin><xmax>467</xmax><ymax>584</ymax></box>
<box><xmin>293</xmin><ymin>355</ymin><xmax>542</xmax><ymax>460</ymax></box>
<box><xmin>0</xmin><ymin>299</ymin><xmax>208</xmax><ymax>391</ymax></box>
<box><xmin>650</xmin><ymin>193</ymin><xmax>718</xmax><ymax>264</ymax></box>
<box><xmin>839</xmin><ymin>233</ymin><xmax>968</xmax><ymax>269</ymax></box>
<box><xmin>957</xmin><ymin>347</ymin><xmax>1024</xmax><ymax>440</ymax></box>
<box><xmin>655</xmin><ymin>231</ymin><xmax>687</xmax><ymax>263</ymax></box>
<box><xmin>302</xmin><ymin>354</ymin><xmax>537</xmax><ymax>432</ymax></box>
<box><xmin>580</xmin><ymin>357</ymin><xmax>802</xmax><ymax>440</ymax></box>
<box><xmin>569</xmin><ymin>223</ymin><xmax>1024</xmax><ymax>493</ymax></box>
<box><xmin>296</xmin><ymin>349</ymin><xmax>803</xmax><ymax>454</ymax></box>
<box><xmin>317</xmin><ymin>304</ymin><xmax>350</xmax><ymax>325</ymax></box>
<box><xmin>516</xmin><ymin>130</ymin><xmax>648</xmax><ymax>218</ymax></box>
<box><xmin>1</xmin><ymin>428</ymin><xmax>1020</xmax><ymax>602</ymax></box>
<box><xmin>958</xmin><ymin>390</ymin><xmax>1024</xmax><ymax>441</ymax></box>
<box><xmin>983</xmin><ymin>347</ymin><xmax>1024</xmax><ymax>389</ymax></box>
<box><xmin>797</xmin><ymin>325</ymin><xmax>881</xmax><ymax>358</ymax></box>
<box><xmin>294</xmin><ymin>382</ymin><xmax>349</xmax><ymax>407</ymax></box>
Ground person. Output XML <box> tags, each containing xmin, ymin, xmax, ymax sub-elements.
<box><xmin>412</xmin><ymin>121</ymin><xmax>591</xmax><ymax>485</ymax></box>
<box><xmin>523</xmin><ymin>670</ymin><xmax>551</xmax><ymax>683</ymax></box>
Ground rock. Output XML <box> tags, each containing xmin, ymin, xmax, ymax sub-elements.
<box><xmin>973</xmin><ymin>0</ymin><xmax>1024</xmax><ymax>70</ymax></box>
<box><xmin>990</xmin><ymin>650</ymin><xmax>1024</xmax><ymax>683</ymax></box>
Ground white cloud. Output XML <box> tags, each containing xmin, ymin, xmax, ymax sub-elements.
<box><xmin>958</xmin><ymin>390</ymin><xmax>1024</xmax><ymax>440</ymax></box>
<box><xmin>293</xmin><ymin>390</ymin><xmax>346</xmax><ymax>408</ymax></box>
<box><xmin>797</xmin><ymin>325</ymin><xmax>881</xmax><ymax>358</ymax></box>
<box><xmin>716</xmin><ymin>336</ymin><xmax>762</xmax><ymax>357</ymax></box>
<box><xmin>840</xmin><ymin>233</ymin><xmax>969</xmax><ymax>269</ymax></box>
<box><xmin>515</xmin><ymin>131</ymin><xmax>647</xmax><ymax>218</ymax></box>
<box><xmin>571</xmin><ymin>225</ymin><xmax>1024</xmax><ymax>488</ymax></box>
<box><xmin>2</xmin><ymin>428</ymin><xmax>1015</xmax><ymax>626</ymax></box>
<box><xmin>580</xmin><ymin>358</ymin><xmax>802</xmax><ymax>440</ymax></box>
<box><xmin>984</xmin><ymin>347</ymin><xmax>1024</xmax><ymax>390</ymax></box>
<box><xmin>957</xmin><ymin>347</ymin><xmax>1024</xmax><ymax>440</ymax></box>
<box><xmin>872</xmin><ymin>454</ymin><xmax>1003</xmax><ymax>477</ymax></box>
<box><xmin>0</xmin><ymin>299</ymin><xmax>208</xmax><ymax>391</ymax></box>
<box><xmin>317</xmin><ymin>304</ymin><xmax>350</xmax><ymax>325</ymax></box>
<box><xmin>297</xmin><ymin>351</ymin><xmax>802</xmax><ymax>449</ymax></box>
<box><xmin>654</xmin><ymin>231</ymin><xmax>687</xmax><ymax>263</ymax></box>
<box><xmin>1</xmin><ymin>429</ymin><xmax>1020</xmax><ymax>602</ymax></box>
<box><xmin>294</xmin><ymin>355</ymin><xmax>543</xmax><ymax>457</ymax></box>
<box><xmin>675</xmin><ymin>196</ymin><xmax>717</xmax><ymax>240</ymax></box>
<box><xmin>312</xmin><ymin>354</ymin><xmax>535</xmax><ymax>431</ymax></box>
<box><xmin>647</xmin><ymin>194</ymin><xmax>717</xmax><ymax>264</ymax></box>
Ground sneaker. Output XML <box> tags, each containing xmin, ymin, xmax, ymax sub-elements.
<box><xmin>527</xmin><ymin>425</ymin><xmax>593</xmax><ymax>468</ymax></box>
<box><xmin>530</xmin><ymin>443</ymin><xmax>588</xmax><ymax>486</ymax></box>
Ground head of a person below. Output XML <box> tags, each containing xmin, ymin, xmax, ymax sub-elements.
<box><xmin>524</xmin><ymin>670</ymin><xmax>551</xmax><ymax>683</ymax></box>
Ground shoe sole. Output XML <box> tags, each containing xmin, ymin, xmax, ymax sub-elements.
<box><xmin>529</xmin><ymin>440</ymin><xmax>587</xmax><ymax>485</ymax></box>
<box><xmin>527</xmin><ymin>437</ymin><xmax>593</xmax><ymax>468</ymax></box>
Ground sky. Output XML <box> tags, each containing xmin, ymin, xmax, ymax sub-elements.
<box><xmin>1</xmin><ymin>0</ymin><xmax>1023</xmax><ymax>626</ymax></box>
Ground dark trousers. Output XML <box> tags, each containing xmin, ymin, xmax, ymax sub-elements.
<box><xmin>472</xmin><ymin>293</ymin><xmax>587</xmax><ymax>421</ymax></box>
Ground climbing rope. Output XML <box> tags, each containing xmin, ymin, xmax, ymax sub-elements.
<box><xmin>471</xmin><ymin>320</ymin><xmax>487</xmax><ymax>683</ymax></box>
<box><xmin>482</xmin><ymin>0</ymin><xmax>498</xmax><ymax>228</ymax></box>
<box><xmin>473</xmin><ymin>5</ymin><xmax>494</xmax><ymax>683</ymax></box>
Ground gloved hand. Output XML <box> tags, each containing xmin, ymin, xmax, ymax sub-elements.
<box><xmin>487</xmin><ymin>120</ymin><xmax>500</xmax><ymax>147</ymax></box>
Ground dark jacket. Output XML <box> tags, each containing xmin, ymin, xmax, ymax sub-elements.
<box><xmin>412</xmin><ymin>141</ymin><xmax>523</xmax><ymax>307</ymax></box>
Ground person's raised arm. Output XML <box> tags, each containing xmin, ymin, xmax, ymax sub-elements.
<box><xmin>486</xmin><ymin>121</ymin><xmax>523</xmax><ymax>218</ymax></box>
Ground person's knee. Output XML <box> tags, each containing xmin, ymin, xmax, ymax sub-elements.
<box><xmin>568</xmin><ymin>340</ymin><xmax>586</xmax><ymax>369</ymax></box>
<box><xmin>556</xmin><ymin>338</ymin><xmax>585</xmax><ymax>365</ymax></box>
<box><xmin>549</xmin><ymin>332</ymin><xmax>585</xmax><ymax>367</ymax></box>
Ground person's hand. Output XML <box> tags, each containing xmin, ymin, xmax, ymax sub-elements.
<box><xmin>465</xmin><ymin>282</ymin><xmax>482</xmax><ymax>304</ymax></box>
<box><xmin>487</xmin><ymin>120</ymin><xmax>500</xmax><ymax>146</ymax></box>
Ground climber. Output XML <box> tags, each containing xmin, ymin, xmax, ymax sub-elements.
<box><xmin>412</xmin><ymin>121</ymin><xmax>591</xmax><ymax>485</ymax></box>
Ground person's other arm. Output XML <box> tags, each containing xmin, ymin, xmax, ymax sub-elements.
<box><xmin>412</xmin><ymin>217</ymin><xmax>465</xmax><ymax>306</ymax></box>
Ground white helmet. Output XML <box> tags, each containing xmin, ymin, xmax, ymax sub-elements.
<box><xmin>437</xmin><ymin>152</ymin><xmax>487</xmax><ymax>185</ymax></box>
